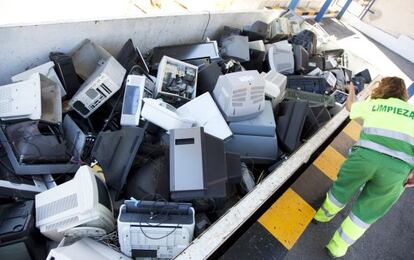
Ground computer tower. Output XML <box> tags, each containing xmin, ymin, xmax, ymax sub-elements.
<box><xmin>70</xmin><ymin>39</ymin><xmax>112</xmax><ymax>80</ymax></box>
<box><xmin>322</xmin><ymin>49</ymin><xmax>345</xmax><ymax>70</ymax></box>
<box><xmin>155</xmin><ymin>56</ymin><xmax>198</xmax><ymax>102</ymax></box>
<box><xmin>169</xmin><ymin>127</ymin><xmax>228</xmax><ymax>201</ymax></box>
<box><xmin>69</xmin><ymin>57</ymin><xmax>126</xmax><ymax>118</ymax></box>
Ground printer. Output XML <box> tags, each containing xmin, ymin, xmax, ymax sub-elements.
<box><xmin>117</xmin><ymin>200</ymin><xmax>195</xmax><ymax>259</ymax></box>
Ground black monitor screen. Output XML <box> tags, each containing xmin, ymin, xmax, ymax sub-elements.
<box><xmin>94</xmin><ymin>175</ymin><xmax>112</xmax><ymax>211</ymax></box>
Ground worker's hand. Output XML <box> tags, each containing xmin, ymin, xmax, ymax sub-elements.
<box><xmin>345</xmin><ymin>82</ymin><xmax>356</xmax><ymax>93</ymax></box>
<box><xmin>404</xmin><ymin>171</ymin><xmax>414</xmax><ymax>188</ymax></box>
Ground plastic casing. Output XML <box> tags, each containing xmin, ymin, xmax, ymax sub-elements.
<box><xmin>35</xmin><ymin>166</ymin><xmax>115</xmax><ymax>241</ymax></box>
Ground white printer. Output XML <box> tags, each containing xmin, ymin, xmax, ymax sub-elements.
<box><xmin>117</xmin><ymin>200</ymin><xmax>195</xmax><ymax>259</ymax></box>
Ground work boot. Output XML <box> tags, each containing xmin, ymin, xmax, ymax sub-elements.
<box><xmin>325</xmin><ymin>232</ymin><xmax>349</xmax><ymax>258</ymax></box>
<box><xmin>313</xmin><ymin>207</ymin><xmax>335</xmax><ymax>223</ymax></box>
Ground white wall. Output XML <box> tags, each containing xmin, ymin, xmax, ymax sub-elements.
<box><xmin>0</xmin><ymin>10</ymin><xmax>280</xmax><ymax>85</ymax></box>
<box><xmin>343</xmin><ymin>14</ymin><xmax>414</xmax><ymax>64</ymax></box>
<box><xmin>362</xmin><ymin>0</ymin><xmax>414</xmax><ymax>39</ymax></box>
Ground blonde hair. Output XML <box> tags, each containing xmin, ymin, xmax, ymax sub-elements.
<box><xmin>371</xmin><ymin>77</ymin><xmax>408</xmax><ymax>101</ymax></box>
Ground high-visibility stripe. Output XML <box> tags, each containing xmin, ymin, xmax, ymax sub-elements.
<box><xmin>362</xmin><ymin>127</ymin><xmax>414</xmax><ymax>146</ymax></box>
<box><xmin>349</xmin><ymin>212</ymin><xmax>371</xmax><ymax>229</ymax></box>
<box><xmin>320</xmin><ymin>206</ymin><xmax>335</xmax><ymax>217</ymax></box>
<box><xmin>338</xmin><ymin>227</ymin><xmax>355</xmax><ymax>245</ymax></box>
<box><xmin>328</xmin><ymin>190</ymin><xmax>344</xmax><ymax>208</ymax></box>
<box><xmin>341</xmin><ymin>216</ymin><xmax>367</xmax><ymax>241</ymax></box>
<box><xmin>355</xmin><ymin>140</ymin><xmax>414</xmax><ymax>165</ymax></box>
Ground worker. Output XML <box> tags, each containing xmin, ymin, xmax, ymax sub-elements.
<box><xmin>313</xmin><ymin>77</ymin><xmax>414</xmax><ymax>258</ymax></box>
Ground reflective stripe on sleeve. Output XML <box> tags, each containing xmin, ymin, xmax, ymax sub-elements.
<box><xmin>355</xmin><ymin>140</ymin><xmax>414</xmax><ymax>165</ymax></box>
<box><xmin>362</xmin><ymin>127</ymin><xmax>414</xmax><ymax>146</ymax></box>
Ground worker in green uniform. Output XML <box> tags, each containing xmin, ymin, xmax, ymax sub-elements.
<box><xmin>313</xmin><ymin>77</ymin><xmax>414</xmax><ymax>258</ymax></box>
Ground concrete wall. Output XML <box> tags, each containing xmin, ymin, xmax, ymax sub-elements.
<box><xmin>362</xmin><ymin>0</ymin><xmax>414</xmax><ymax>39</ymax></box>
<box><xmin>0</xmin><ymin>10</ymin><xmax>280</xmax><ymax>85</ymax></box>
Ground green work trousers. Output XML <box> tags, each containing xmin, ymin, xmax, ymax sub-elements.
<box><xmin>331</xmin><ymin>147</ymin><xmax>412</xmax><ymax>224</ymax></box>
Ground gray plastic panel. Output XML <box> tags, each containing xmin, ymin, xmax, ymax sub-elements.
<box><xmin>170</xmin><ymin>128</ymin><xmax>205</xmax><ymax>192</ymax></box>
<box><xmin>229</xmin><ymin>101</ymin><xmax>275</xmax><ymax>137</ymax></box>
<box><xmin>225</xmin><ymin>134</ymin><xmax>278</xmax><ymax>164</ymax></box>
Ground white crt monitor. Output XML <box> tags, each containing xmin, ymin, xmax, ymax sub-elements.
<box><xmin>261</xmin><ymin>70</ymin><xmax>287</xmax><ymax>105</ymax></box>
<box><xmin>35</xmin><ymin>166</ymin><xmax>115</xmax><ymax>241</ymax></box>
<box><xmin>47</xmin><ymin>238</ymin><xmax>131</xmax><ymax>260</ymax></box>
<box><xmin>213</xmin><ymin>70</ymin><xmax>265</xmax><ymax>122</ymax></box>
<box><xmin>268</xmin><ymin>41</ymin><xmax>294</xmax><ymax>74</ymax></box>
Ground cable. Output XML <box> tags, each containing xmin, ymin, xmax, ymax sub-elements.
<box><xmin>128</xmin><ymin>195</ymin><xmax>185</xmax><ymax>240</ymax></box>
<box><xmin>100</xmin><ymin>65</ymin><xmax>148</xmax><ymax>132</ymax></box>
<box><xmin>201</xmin><ymin>10</ymin><xmax>211</xmax><ymax>41</ymax></box>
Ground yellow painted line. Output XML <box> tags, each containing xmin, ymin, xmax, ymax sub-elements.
<box><xmin>342</xmin><ymin>120</ymin><xmax>362</xmax><ymax>141</ymax></box>
<box><xmin>313</xmin><ymin>146</ymin><xmax>346</xmax><ymax>181</ymax></box>
<box><xmin>258</xmin><ymin>188</ymin><xmax>316</xmax><ymax>250</ymax></box>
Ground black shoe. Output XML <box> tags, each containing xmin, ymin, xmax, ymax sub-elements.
<box><xmin>325</xmin><ymin>247</ymin><xmax>338</xmax><ymax>259</ymax></box>
<box><xmin>311</xmin><ymin>219</ymin><xmax>320</xmax><ymax>225</ymax></box>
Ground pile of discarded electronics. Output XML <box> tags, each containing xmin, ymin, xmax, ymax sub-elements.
<box><xmin>0</xmin><ymin>11</ymin><xmax>372</xmax><ymax>260</ymax></box>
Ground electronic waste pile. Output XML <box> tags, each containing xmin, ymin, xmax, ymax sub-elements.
<box><xmin>0</xmin><ymin>11</ymin><xmax>372</xmax><ymax>260</ymax></box>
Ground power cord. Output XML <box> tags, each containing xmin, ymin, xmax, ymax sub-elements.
<box><xmin>201</xmin><ymin>10</ymin><xmax>211</xmax><ymax>41</ymax></box>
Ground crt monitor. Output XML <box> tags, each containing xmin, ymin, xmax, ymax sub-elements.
<box><xmin>35</xmin><ymin>166</ymin><xmax>115</xmax><ymax>241</ymax></box>
<box><xmin>213</xmin><ymin>70</ymin><xmax>265</xmax><ymax>122</ymax></box>
<box><xmin>293</xmin><ymin>44</ymin><xmax>309</xmax><ymax>73</ymax></box>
